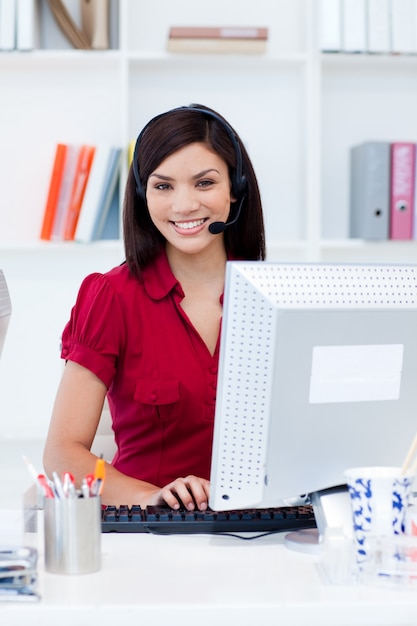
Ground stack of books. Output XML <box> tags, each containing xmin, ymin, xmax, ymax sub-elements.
<box><xmin>0</xmin><ymin>0</ymin><xmax>38</xmax><ymax>51</ymax></box>
<box><xmin>39</xmin><ymin>142</ymin><xmax>122</xmax><ymax>243</ymax></box>
<box><xmin>0</xmin><ymin>0</ymin><xmax>111</xmax><ymax>52</ymax></box>
<box><xmin>166</xmin><ymin>26</ymin><xmax>268</xmax><ymax>54</ymax></box>
<box><xmin>319</xmin><ymin>0</ymin><xmax>417</xmax><ymax>55</ymax></box>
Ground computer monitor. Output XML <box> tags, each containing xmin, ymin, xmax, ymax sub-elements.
<box><xmin>0</xmin><ymin>270</ymin><xmax>12</xmax><ymax>359</ymax></box>
<box><xmin>209</xmin><ymin>261</ymin><xmax>417</xmax><ymax>513</ymax></box>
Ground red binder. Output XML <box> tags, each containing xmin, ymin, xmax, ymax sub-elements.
<box><xmin>389</xmin><ymin>142</ymin><xmax>416</xmax><ymax>240</ymax></box>
<box><xmin>39</xmin><ymin>143</ymin><xmax>68</xmax><ymax>241</ymax></box>
<box><xmin>63</xmin><ymin>144</ymin><xmax>96</xmax><ymax>240</ymax></box>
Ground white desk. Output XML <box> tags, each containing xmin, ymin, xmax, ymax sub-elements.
<box><xmin>1</xmin><ymin>521</ymin><xmax>417</xmax><ymax>626</ymax></box>
<box><xmin>2</xmin><ymin>441</ymin><xmax>417</xmax><ymax>626</ymax></box>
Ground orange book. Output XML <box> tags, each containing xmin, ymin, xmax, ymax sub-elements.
<box><xmin>63</xmin><ymin>144</ymin><xmax>96</xmax><ymax>240</ymax></box>
<box><xmin>39</xmin><ymin>143</ymin><xmax>68</xmax><ymax>240</ymax></box>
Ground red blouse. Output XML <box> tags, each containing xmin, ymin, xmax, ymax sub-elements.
<box><xmin>61</xmin><ymin>250</ymin><xmax>221</xmax><ymax>486</ymax></box>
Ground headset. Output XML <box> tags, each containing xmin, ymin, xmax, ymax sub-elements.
<box><xmin>131</xmin><ymin>106</ymin><xmax>247</xmax><ymax>234</ymax></box>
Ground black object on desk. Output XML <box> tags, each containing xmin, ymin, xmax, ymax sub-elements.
<box><xmin>101</xmin><ymin>504</ymin><xmax>316</xmax><ymax>535</ymax></box>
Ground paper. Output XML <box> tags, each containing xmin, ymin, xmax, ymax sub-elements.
<box><xmin>309</xmin><ymin>344</ymin><xmax>403</xmax><ymax>404</ymax></box>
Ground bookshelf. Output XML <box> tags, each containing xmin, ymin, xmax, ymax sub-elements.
<box><xmin>1</xmin><ymin>0</ymin><xmax>417</xmax><ymax>439</ymax></box>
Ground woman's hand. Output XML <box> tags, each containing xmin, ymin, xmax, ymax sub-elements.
<box><xmin>148</xmin><ymin>475</ymin><xmax>210</xmax><ymax>511</ymax></box>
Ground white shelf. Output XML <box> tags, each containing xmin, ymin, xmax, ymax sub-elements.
<box><xmin>0</xmin><ymin>48</ymin><xmax>122</xmax><ymax>61</ymax></box>
<box><xmin>321</xmin><ymin>51</ymin><xmax>417</xmax><ymax>68</ymax></box>
<box><xmin>0</xmin><ymin>240</ymin><xmax>124</xmax><ymax>253</ymax></box>
<box><xmin>2</xmin><ymin>0</ymin><xmax>417</xmax><ymax>438</ymax></box>
<box><xmin>319</xmin><ymin>240</ymin><xmax>417</xmax><ymax>264</ymax></box>
<box><xmin>126</xmin><ymin>51</ymin><xmax>309</xmax><ymax>64</ymax></box>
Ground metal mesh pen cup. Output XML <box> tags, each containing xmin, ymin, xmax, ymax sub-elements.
<box><xmin>44</xmin><ymin>496</ymin><xmax>101</xmax><ymax>575</ymax></box>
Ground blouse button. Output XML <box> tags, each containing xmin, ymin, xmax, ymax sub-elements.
<box><xmin>62</xmin><ymin>347</ymin><xmax>69</xmax><ymax>357</ymax></box>
<box><xmin>150</xmin><ymin>392</ymin><xmax>158</xmax><ymax>403</ymax></box>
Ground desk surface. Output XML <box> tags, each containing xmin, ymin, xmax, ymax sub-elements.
<box><xmin>2</xmin><ymin>441</ymin><xmax>417</xmax><ymax>626</ymax></box>
<box><xmin>1</xmin><ymin>518</ymin><xmax>417</xmax><ymax>625</ymax></box>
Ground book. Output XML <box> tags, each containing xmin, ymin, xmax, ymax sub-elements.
<box><xmin>75</xmin><ymin>145</ymin><xmax>121</xmax><ymax>243</ymax></box>
<box><xmin>63</xmin><ymin>144</ymin><xmax>96</xmax><ymax>240</ymax></box>
<box><xmin>167</xmin><ymin>26</ymin><xmax>268</xmax><ymax>54</ymax></box>
<box><xmin>100</xmin><ymin>178</ymin><xmax>120</xmax><ymax>240</ymax></box>
<box><xmin>341</xmin><ymin>0</ymin><xmax>366</xmax><ymax>53</ymax></box>
<box><xmin>0</xmin><ymin>0</ymin><xmax>16</xmax><ymax>50</ymax></box>
<box><xmin>51</xmin><ymin>144</ymin><xmax>81</xmax><ymax>241</ymax></box>
<box><xmin>108</xmin><ymin>0</ymin><xmax>118</xmax><ymax>49</ymax></box>
<box><xmin>40</xmin><ymin>143</ymin><xmax>68</xmax><ymax>241</ymax></box>
<box><xmin>16</xmin><ymin>0</ymin><xmax>40</xmax><ymax>50</ymax></box>
<box><xmin>128</xmin><ymin>138</ymin><xmax>135</xmax><ymax>166</ymax></box>
<box><xmin>367</xmin><ymin>0</ymin><xmax>390</xmax><ymax>54</ymax></box>
<box><xmin>91</xmin><ymin>148</ymin><xmax>121</xmax><ymax>240</ymax></box>
<box><xmin>391</xmin><ymin>0</ymin><xmax>417</xmax><ymax>54</ymax></box>
<box><xmin>318</xmin><ymin>0</ymin><xmax>342</xmax><ymax>52</ymax></box>
<box><xmin>47</xmin><ymin>0</ymin><xmax>91</xmax><ymax>49</ymax></box>
<box><xmin>389</xmin><ymin>142</ymin><xmax>416</xmax><ymax>240</ymax></box>
<box><xmin>349</xmin><ymin>141</ymin><xmax>390</xmax><ymax>240</ymax></box>
<box><xmin>80</xmin><ymin>0</ymin><xmax>109</xmax><ymax>49</ymax></box>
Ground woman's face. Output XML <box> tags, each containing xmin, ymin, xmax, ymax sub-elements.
<box><xmin>146</xmin><ymin>142</ymin><xmax>235</xmax><ymax>256</ymax></box>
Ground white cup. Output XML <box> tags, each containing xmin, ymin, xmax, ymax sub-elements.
<box><xmin>344</xmin><ymin>466</ymin><xmax>415</xmax><ymax>570</ymax></box>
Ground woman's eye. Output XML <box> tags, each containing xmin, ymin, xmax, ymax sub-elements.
<box><xmin>155</xmin><ymin>183</ymin><xmax>171</xmax><ymax>191</ymax></box>
<box><xmin>197</xmin><ymin>179</ymin><xmax>213</xmax><ymax>188</ymax></box>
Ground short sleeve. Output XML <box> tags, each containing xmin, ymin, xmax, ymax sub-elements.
<box><xmin>61</xmin><ymin>273</ymin><xmax>125</xmax><ymax>388</ymax></box>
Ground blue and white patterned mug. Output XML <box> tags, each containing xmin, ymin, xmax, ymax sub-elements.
<box><xmin>344</xmin><ymin>466</ymin><xmax>415</xmax><ymax>569</ymax></box>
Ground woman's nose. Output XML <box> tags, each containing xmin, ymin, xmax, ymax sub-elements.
<box><xmin>172</xmin><ymin>187</ymin><xmax>200</xmax><ymax>213</ymax></box>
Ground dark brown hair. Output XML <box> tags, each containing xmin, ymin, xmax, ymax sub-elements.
<box><xmin>123</xmin><ymin>104</ymin><xmax>265</xmax><ymax>277</ymax></box>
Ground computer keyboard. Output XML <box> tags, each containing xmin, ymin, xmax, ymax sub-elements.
<box><xmin>101</xmin><ymin>504</ymin><xmax>316</xmax><ymax>535</ymax></box>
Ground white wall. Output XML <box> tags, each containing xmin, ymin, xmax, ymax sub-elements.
<box><xmin>0</xmin><ymin>244</ymin><xmax>124</xmax><ymax>440</ymax></box>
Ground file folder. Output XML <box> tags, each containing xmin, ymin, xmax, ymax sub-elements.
<box><xmin>389</xmin><ymin>142</ymin><xmax>415</xmax><ymax>240</ymax></box>
<box><xmin>349</xmin><ymin>141</ymin><xmax>390</xmax><ymax>240</ymax></box>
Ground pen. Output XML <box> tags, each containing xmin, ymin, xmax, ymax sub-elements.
<box><xmin>22</xmin><ymin>455</ymin><xmax>54</xmax><ymax>499</ymax></box>
<box><xmin>52</xmin><ymin>471</ymin><xmax>65</xmax><ymax>499</ymax></box>
<box><xmin>62</xmin><ymin>471</ymin><xmax>75</xmax><ymax>497</ymax></box>
<box><xmin>92</xmin><ymin>456</ymin><xmax>105</xmax><ymax>497</ymax></box>
<box><xmin>37</xmin><ymin>474</ymin><xmax>55</xmax><ymax>499</ymax></box>
<box><xmin>22</xmin><ymin>455</ymin><xmax>38</xmax><ymax>482</ymax></box>
<box><xmin>81</xmin><ymin>478</ymin><xmax>90</xmax><ymax>499</ymax></box>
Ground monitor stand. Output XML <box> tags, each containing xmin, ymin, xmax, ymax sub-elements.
<box><xmin>284</xmin><ymin>485</ymin><xmax>352</xmax><ymax>554</ymax></box>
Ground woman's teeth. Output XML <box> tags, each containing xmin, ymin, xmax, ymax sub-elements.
<box><xmin>174</xmin><ymin>219</ymin><xmax>206</xmax><ymax>230</ymax></box>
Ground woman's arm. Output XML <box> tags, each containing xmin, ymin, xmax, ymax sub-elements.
<box><xmin>43</xmin><ymin>361</ymin><xmax>209</xmax><ymax>509</ymax></box>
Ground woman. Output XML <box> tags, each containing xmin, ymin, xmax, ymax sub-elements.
<box><xmin>43</xmin><ymin>104</ymin><xmax>265</xmax><ymax>510</ymax></box>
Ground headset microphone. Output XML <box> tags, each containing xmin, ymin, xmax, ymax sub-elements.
<box><xmin>208</xmin><ymin>194</ymin><xmax>246</xmax><ymax>235</ymax></box>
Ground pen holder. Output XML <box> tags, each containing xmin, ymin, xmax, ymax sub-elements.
<box><xmin>44</xmin><ymin>496</ymin><xmax>101</xmax><ymax>575</ymax></box>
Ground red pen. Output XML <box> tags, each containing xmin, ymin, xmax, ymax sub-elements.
<box><xmin>37</xmin><ymin>474</ymin><xmax>55</xmax><ymax>499</ymax></box>
<box><xmin>62</xmin><ymin>471</ymin><xmax>75</xmax><ymax>497</ymax></box>
<box><xmin>84</xmin><ymin>473</ymin><xmax>95</xmax><ymax>496</ymax></box>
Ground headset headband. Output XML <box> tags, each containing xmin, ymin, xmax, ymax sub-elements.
<box><xmin>132</xmin><ymin>105</ymin><xmax>247</xmax><ymax>200</ymax></box>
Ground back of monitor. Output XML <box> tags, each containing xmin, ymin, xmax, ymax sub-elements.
<box><xmin>210</xmin><ymin>262</ymin><xmax>417</xmax><ymax>510</ymax></box>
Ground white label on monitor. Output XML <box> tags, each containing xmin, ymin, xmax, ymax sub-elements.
<box><xmin>309</xmin><ymin>344</ymin><xmax>403</xmax><ymax>404</ymax></box>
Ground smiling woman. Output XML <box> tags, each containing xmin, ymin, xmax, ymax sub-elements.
<box><xmin>43</xmin><ymin>104</ymin><xmax>265</xmax><ymax>512</ymax></box>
